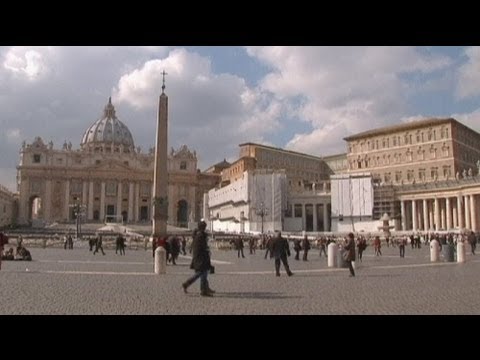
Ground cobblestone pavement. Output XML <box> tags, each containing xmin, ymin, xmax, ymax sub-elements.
<box><xmin>1</xmin><ymin>242</ymin><xmax>479</xmax><ymax>314</ymax></box>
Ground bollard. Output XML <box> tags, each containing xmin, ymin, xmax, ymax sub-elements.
<box><xmin>327</xmin><ymin>242</ymin><xmax>337</xmax><ymax>268</ymax></box>
<box><xmin>457</xmin><ymin>241</ymin><xmax>466</xmax><ymax>263</ymax></box>
<box><xmin>42</xmin><ymin>239</ymin><xmax>47</xmax><ymax>249</ymax></box>
<box><xmin>154</xmin><ymin>246</ymin><xmax>166</xmax><ymax>274</ymax></box>
<box><xmin>430</xmin><ymin>239</ymin><xmax>439</xmax><ymax>262</ymax></box>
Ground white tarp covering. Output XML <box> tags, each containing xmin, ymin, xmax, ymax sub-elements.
<box><xmin>331</xmin><ymin>174</ymin><xmax>373</xmax><ymax>217</ymax></box>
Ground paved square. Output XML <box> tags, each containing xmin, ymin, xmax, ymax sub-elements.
<box><xmin>1</xmin><ymin>242</ymin><xmax>479</xmax><ymax>314</ymax></box>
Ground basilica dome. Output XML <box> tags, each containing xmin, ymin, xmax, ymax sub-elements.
<box><xmin>80</xmin><ymin>98</ymin><xmax>135</xmax><ymax>153</ymax></box>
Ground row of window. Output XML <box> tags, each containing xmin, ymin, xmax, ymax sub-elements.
<box><xmin>32</xmin><ymin>155</ymin><xmax>188</xmax><ymax>171</ymax></box>
<box><xmin>350</xmin><ymin>127</ymin><xmax>450</xmax><ymax>153</ymax></box>
<box><xmin>381</xmin><ymin>166</ymin><xmax>452</xmax><ymax>183</ymax></box>
<box><xmin>353</xmin><ymin>146</ymin><xmax>450</xmax><ymax>169</ymax></box>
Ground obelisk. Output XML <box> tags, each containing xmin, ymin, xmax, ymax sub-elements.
<box><xmin>152</xmin><ymin>71</ymin><xmax>168</xmax><ymax>240</ymax></box>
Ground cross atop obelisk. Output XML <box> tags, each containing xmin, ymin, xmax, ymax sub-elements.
<box><xmin>161</xmin><ymin>70</ymin><xmax>168</xmax><ymax>94</ymax></box>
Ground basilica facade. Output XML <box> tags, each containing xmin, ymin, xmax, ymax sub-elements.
<box><xmin>16</xmin><ymin>98</ymin><xmax>219</xmax><ymax>227</ymax></box>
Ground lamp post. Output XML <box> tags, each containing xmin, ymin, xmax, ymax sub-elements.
<box><xmin>69</xmin><ymin>203</ymin><xmax>86</xmax><ymax>240</ymax></box>
<box><xmin>255</xmin><ymin>202</ymin><xmax>269</xmax><ymax>235</ymax></box>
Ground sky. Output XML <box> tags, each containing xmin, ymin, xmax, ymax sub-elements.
<box><xmin>1</xmin><ymin>46</ymin><xmax>480</xmax><ymax>192</ymax></box>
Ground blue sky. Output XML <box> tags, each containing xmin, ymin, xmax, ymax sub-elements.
<box><xmin>1</xmin><ymin>46</ymin><xmax>480</xmax><ymax>192</ymax></box>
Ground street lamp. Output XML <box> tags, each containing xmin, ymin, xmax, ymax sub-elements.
<box><xmin>255</xmin><ymin>202</ymin><xmax>269</xmax><ymax>235</ymax></box>
<box><xmin>69</xmin><ymin>203</ymin><xmax>87</xmax><ymax>240</ymax></box>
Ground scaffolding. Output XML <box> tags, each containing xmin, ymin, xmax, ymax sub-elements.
<box><xmin>373</xmin><ymin>184</ymin><xmax>396</xmax><ymax>220</ymax></box>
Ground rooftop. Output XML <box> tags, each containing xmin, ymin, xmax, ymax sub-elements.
<box><xmin>343</xmin><ymin>118</ymin><xmax>455</xmax><ymax>141</ymax></box>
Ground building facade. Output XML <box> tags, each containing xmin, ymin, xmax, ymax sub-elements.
<box><xmin>16</xmin><ymin>98</ymin><xmax>219</xmax><ymax>227</ymax></box>
<box><xmin>344</xmin><ymin>118</ymin><xmax>480</xmax><ymax>185</ymax></box>
<box><xmin>206</xmin><ymin>143</ymin><xmax>335</xmax><ymax>233</ymax></box>
<box><xmin>0</xmin><ymin>184</ymin><xmax>15</xmax><ymax>228</ymax></box>
<box><xmin>343</xmin><ymin>118</ymin><xmax>480</xmax><ymax>233</ymax></box>
<box><xmin>207</xmin><ymin>169</ymin><xmax>287</xmax><ymax>233</ymax></box>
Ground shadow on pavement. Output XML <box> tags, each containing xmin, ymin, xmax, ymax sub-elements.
<box><xmin>205</xmin><ymin>291</ymin><xmax>301</xmax><ymax>300</ymax></box>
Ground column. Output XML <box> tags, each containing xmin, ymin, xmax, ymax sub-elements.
<box><xmin>312</xmin><ymin>203</ymin><xmax>318</xmax><ymax>232</ymax></box>
<box><xmin>422</xmin><ymin>199</ymin><xmax>428</xmax><ymax>231</ymax></box>
<box><xmin>440</xmin><ymin>199</ymin><xmax>446</xmax><ymax>230</ymax></box>
<box><xmin>423</xmin><ymin>199</ymin><xmax>429</xmax><ymax>231</ymax></box>
<box><xmin>82</xmin><ymin>181</ymin><xmax>88</xmax><ymax>207</ymax></box>
<box><xmin>452</xmin><ymin>200</ymin><xmax>457</xmax><ymax>228</ymax></box>
<box><xmin>446</xmin><ymin>197</ymin><xmax>452</xmax><ymax>230</ymax></box>
<box><xmin>465</xmin><ymin>195</ymin><xmax>471</xmax><ymax>230</ymax></box>
<box><xmin>412</xmin><ymin>200</ymin><xmax>417</xmax><ymax>231</ymax></box>
<box><xmin>88</xmin><ymin>181</ymin><xmax>94</xmax><ymax>220</ymax></box>
<box><xmin>428</xmin><ymin>201</ymin><xmax>434</xmax><ymax>231</ymax></box>
<box><xmin>117</xmin><ymin>181</ymin><xmax>122</xmax><ymax>218</ymax></box>
<box><xmin>471</xmin><ymin>195</ymin><xmax>477</xmax><ymax>232</ymax></box>
<box><xmin>44</xmin><ymin>179</ymin><xmax>52</xmax><ymax>222</ymax></box>
<box><xmin>100</xmin><ymin>181</ymin><xmax>105</xmax><ymax>222</ymax></box>
<box><xmin>457</xmin><ymin>195</ymin><xmax>464</xmax><ymax>229</ymax></box>
<box><xmin>434</xmin><ymin>198</ymin><xmax>440</xmax><ymax>231</ymax></box>
<box><xmin>134</xmin><ymin>182</ymin><xmax>140</xmax><ymax>222</ymax></box>
<box><xmin>323</xmin><ymin>202</ymin><xmax>329</xmax><ymax>232</ymax></box>
<box><xmin>401</xmin><ymin>200</ymin><xmax>406</xmax><ymax>231</ymax></box>
<box><xmin>128</xmin><ymin>183</ymin><xmax>134</xmax><ymax>222</ymax></box>
<box><xmin>64</xmin><ymin>179</ymin><xmax>70</xmax><ymax>221</ymax></box>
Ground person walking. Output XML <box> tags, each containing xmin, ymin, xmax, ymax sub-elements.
<box><xmin>235</xmin><ymin>236</ymin><xmax>245</xmax><ymax>258</ymax></box>
<box><xmin>93</xmin><ymin>234</ymin><xmax>105</xmax><ymax>255</ymax></box>
<box><xmin>293</xmin><ymin>238</ymin><xmax>301</xmax><ymax>260</ymax></box>
<box><xmin>271</xmin><ymin>231</ymin><xmax>293</xmax><ymax>277</ymax></box>
<box><xmin>182</xmin><ymin>221</ymin><xmax>215</xmax><ymax>297</ymax></box>
<box><xmin>302</xmin><ymin>235</ymin><xmax>310</xmax><ymax>261</ymax></box>
<box><xmin>344</xmin><ymin>233</ymin><xmax>356</xmax><ymax>277</ymax></box>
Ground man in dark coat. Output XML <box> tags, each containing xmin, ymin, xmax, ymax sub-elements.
<box><xmin>271</xmin><ymin>231</ymin><xmax>293</xmax><ymax>277</ymax></box>
<box><xmin>344</xmin><ymin>233</ymin><xmax>356</xmax><ymax>277</ymax></box>
<box><xmin>182</xmin><ymin>221</ymin><xmax>215</xmax><ymax>296</ymax></box>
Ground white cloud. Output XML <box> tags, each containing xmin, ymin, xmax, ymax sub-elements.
<box><xmin>246</xmin><ymin>46</ymin><xmax>452</xmax><ymax>155</ymax></box>
<box><xmin>111</xmin><ymin>48</ymin><xmax>288</xmax><ymax>169</ymax></box>
<box><xmin>456</xmin><ymin>46</ymin><xmax>480</xmax><ymax>100</ymax></box>
<box><xmin>3</xmin><ymin>47</ymin><xmax>53</xmax><ymax>80</ymax></box>
<box><xmin>6</xmin><ymin>128</ymin><xmax>21</xmax><ymax>143</ymax></box>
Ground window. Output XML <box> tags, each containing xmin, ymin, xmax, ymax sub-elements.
<box><xmin>180</xmin><ymin>161</ymin><xmax>187</xmax><ymax>170</ymax></box>
<box><xmin>430</xmin><ymin>167</ymin><xmax>438</xmax><ymax>179</ymax></box>
<box><xmin>96</xmin><ymin>160</ymin><xmax>101</xmax><ymax>165</ymax></box>
<box><xmin>71</xmin><ymin>182</ymin><xmax>82</xmax><ymax>194</ymax></box>
<box><xmin>33</xmin><ymin>154</ymin><xmax>41</xmax><ymax>163</ymax></box>
<box><xmin>443</xmin><ymin>166</ymin><xmax>451</xmax><ymax>178</ymax></box>
<box><xmin>56</xmin><ymin>158</ymin><xmax>63</xmax><ymax>164</ymax></box>
<box><xmin>442</xmin><ymin>146</ymin><xmax>449</xmax><ymax>157</ymax></box>
<box><xmin>393</xmin><ymin>137</ymin><xmax>397</xmax><ymax>146</ymax></box>
<box><xmin>294</xmin><ymin>204</ymin><xmax>302</xmax><ymax>218</ymax></box>
<box><xmin>395</xmin><ymin>171</ymin><xmax>402</xmax><ymax>182</ymax></box>
<box><xmin>384</xmin><ymin>172</ymin><xmax>391</xmax><ymax>183</ymax></box>
<box><xmin>406</xmin><ymin>150</ymin><xmax>412</xmax><ymax>162</ymax></box>
<box><xmin>106</xmin><ymin>182</ymin><xmax>117</xmax><ymax>196</ymax></box>
<box><xmin>418</xmin><ymin>150</ymin><xmax>425</xmax><ymax>161</ymax></box>
<box><xmin>407</xmin><ymin>170</ymin><xmax>414</xmax><ymax>181</ymax></box>
<box><xmin>419</xmin><ymin>169</ymin><xmax>426</xmax><ymax>181</ymax></box>
<box><xmin>430</xmin><ymin>148</ymin><xmax>437</xmax><ymax>159</ymax></box>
